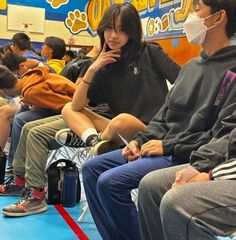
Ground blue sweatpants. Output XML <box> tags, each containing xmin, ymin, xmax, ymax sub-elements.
<box><xmin>82</xmin><ymin>149</ymin><xmax>184</xmax><ymax>240</ymax></box>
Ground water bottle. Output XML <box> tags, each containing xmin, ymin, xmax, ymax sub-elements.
<box><xmin>62</xmin><ymin>163</ymin><xmax>78</xmax><ymax>207</ymax></box>
<box><xmin>0</xmin><ymin>148</ymin><xmax>7</xmax><ymax>184</ymax></box>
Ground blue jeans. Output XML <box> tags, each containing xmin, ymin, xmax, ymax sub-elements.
<box><xmin>7</xmin><ymin>107</ymin><xmax>56</xmax><ymax>167</ymax></box>
<box><xmin>82</xmin><ymin>149</ymin><xmax>185</xmax><ymax>240</ymax></box>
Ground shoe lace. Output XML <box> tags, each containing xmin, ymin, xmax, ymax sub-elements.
<box><xmin>77</xmin><ymin>147</ymin><xmax>94</xmax><ymax>162</ymax></box>
<box><xmin>15</xmin><ymin>188</ymin><xmax>31</xmax><ymax>205</ymax></box>
<box><xmin>68</xmin><ymin>132</ymin><xmax>85</xmax><ymax>148</ymax></box>
<box><xmin>90</xmin><ymin>136</ymin><xmax>100</xmax><ymax>147</ymax></box>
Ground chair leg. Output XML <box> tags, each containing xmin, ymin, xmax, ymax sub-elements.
<box><xmin>78</xmin><ymin>203</ymin><xmax>89</xmax><ymax>222</ymax></box>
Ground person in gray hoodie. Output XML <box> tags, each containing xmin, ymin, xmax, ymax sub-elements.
<box><xmin>82</xmin><ymin>0</ymin><xmax>236</xmax><ymax>239</ymax></box>
<box><xmin>138</xmin><ymin>109</ymin><xmax>236</xmax><ymax>240</ymax></box>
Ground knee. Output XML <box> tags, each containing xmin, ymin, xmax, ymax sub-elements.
<box><xmin>160</xmin><ymin>188</ymin><xmax>184</xmax><ymax>220</ymax></box>
<box><xmin>26</xmin><ymin>126</ymin><xmax>43</xmax><ymax>143</ymax></box>
<box><xmin>0</xmin><ymin>105</ymin><xmax>16</xmax><ymax>120</ymax></box>
<box><xmin>82</xmin><ymin>156</ymin><xmax>102</xmax><ymax>181</ymax></box>
<box><xmin>13</xmin><ymin>112</ymin><xmax>26</xmax><ymax>127</ymax></box>
<box><xmin>138</xmin><ymin>172</ymin><xmax>163</xmax><ymax>207</ymax></box>
<box><xmin>110</xmin><ymin>113</ymin><xmax>132</xmax><ymax>129</ymax></box>
<box><xmin>139</xmin><ymin>173</ymin><xmax>155</xmax><ymax>200</ymax></box>
<box><xmin>22</xmin><ymin>121</ymin><xmax>36</xmax><ymax>134</ymax></box>
<box><xmin>97</xmin><ymin>171</ymin><xmax>114</xmax><ymax>196</ymax></box>
<box><xmin>61</xmin><ymin>102</ymin><xmax>72</xmax><ymax>119</ymax></box>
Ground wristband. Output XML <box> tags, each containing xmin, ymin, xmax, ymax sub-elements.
<box><xmin>82</xmin><ymin>79</ymin><xmax>91</xmax><ymax>85</ymax></box>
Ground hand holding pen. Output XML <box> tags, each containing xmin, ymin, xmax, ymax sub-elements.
<box><xmin>119</xmin><ymin>134</ymin><xmax>141</xmax><ymax>162</ymax></box>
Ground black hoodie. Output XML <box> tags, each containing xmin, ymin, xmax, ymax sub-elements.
<box><xmin>134</xmin><ymin>46</ymin><xmax>236</xmax><ymax>162</ymax></box>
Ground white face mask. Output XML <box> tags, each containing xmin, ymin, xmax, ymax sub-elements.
<box><xmin>183</xmin><ymin>12</ymin><xmax>219</xmax><ymax>45</ymax></box>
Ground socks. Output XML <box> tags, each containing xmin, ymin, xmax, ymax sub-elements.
<box><xmin>14</xmin><ymin>176</ymin><xmax>25</xmax><ymax>187</ymax></box>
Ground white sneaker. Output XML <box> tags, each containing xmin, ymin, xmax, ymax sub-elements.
<box><xmin>77</xmin><ymin>147</ymin><xmax>94</xmax><ymax>162</ymax></box>
<box><xmin>92</xmin><ymin>140</ymin><xmax>119</xmax><ymax>155</ymax></box>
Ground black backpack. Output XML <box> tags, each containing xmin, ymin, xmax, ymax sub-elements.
<box><xmin>46</xmin><ymin>159</ymin><xmax>81</xmax><ymax>205</ymax></box>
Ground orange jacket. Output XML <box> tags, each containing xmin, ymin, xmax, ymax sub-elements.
<box><xmin>19</xmin><ymin>66</ymin><xmax>76</xmax><ymax>113</ymax></box>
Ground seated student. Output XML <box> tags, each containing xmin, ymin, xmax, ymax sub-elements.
<box><xmin>60</xmin><ymin>46</ymin><xmax>98</xmax><ymax>84</ymax></box>
<box><xmin>1</xmin><ymin>53</ymin><xmax>57</xmax><ymax>171</ymax></box>
<box><xmin>0</xmin><ymin>59</ymin><xmax>76</xmax><ymax>170</ymax></box>
<box><xmin>81</xmin><ymin>0</ymin><xmax>236</xmax><ymax>239</ymax></box>
<box><xmin>0</xmin><ymin>3</ymin><xmax>180</xmax><ymax>218</ymax></box>
<box><xmin>0</xmin><ymin>46</ymin><xmax>100</xmax><ymax>215</ymax></box>
<box><xmin>138</xmin><ymin>108</ymin><xmax>236</xmax><ymax>240</ymax></box>
<box><xmin>57</xmin><ymin>3</ymin><xmax>180</xmax><ymax>157</ymax></box>
<box><xmin>0</xmin><ymin>65</ymin><xmax>75</xmax><ymax>112</ymax></box>
<box><xmin>41</xmin><ymin>36</ymin><xmax>66</xmax><ymax>74</ymax></box>
<box><xmin>11</xmin><ymin>32</ymin><xmax>43</xmax><ymax>61</ymax></box>
<box><xmin>63</xmin><ymin>50</ymin><xmax>76</xmax><ymax>64</ymax></box>
<box><xmin>0</xmin><ymin>43</ymin><xmax>13</xmax><ymax>58</ymax></box>
<box><xmin>76</xmin><ymin>48</ymin><xmax>88</xmax><ymax>59</ymax></box>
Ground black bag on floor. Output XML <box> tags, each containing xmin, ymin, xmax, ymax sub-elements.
<box><xmin>0</xmin><ymin>148</ymin><xmax>7</xmax><ymax>184</ymax></box>
<box><xmin>46</xmin><ymin>159</ymin><xmax>81</xmax><ymax>206</ymax></box>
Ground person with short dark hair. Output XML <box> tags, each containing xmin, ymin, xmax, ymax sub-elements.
<box><xmin>41</xmin><ymin>36</ymin><xmax>66</xmax><ymax>74</ymax></box>
<box><xmin>11</xmin><ymin>32</ymin><xmax>43</xmax><ymax>61</ymax></box>
<box><xmin>76</xmin><ymin>48</ymin><xmax>88</xmax><ymax>59</ymax></box>
<box><xmin>60</xmin><ymin>47</ymin><xmax>96</xmax><ymax>83</ymax></box>
<box><xmin>63</xmin><ymin>50</ymin><xmax>75</xmax><ymax>64</ymax></box>
<box><xmin>137</xmin><ymin>1</ymin><xmax>236</xmax><ymax>239</ymax></box>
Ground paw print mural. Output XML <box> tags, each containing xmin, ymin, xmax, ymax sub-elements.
<box><xmin>65</xmin><ymin>10</ymin><xmax>88</xmax><ymax>34</ymax></box>
<box><xmin>46</xmin><ymin>0</ymin><xmax>69</xmax><ymax>9</ymax></box>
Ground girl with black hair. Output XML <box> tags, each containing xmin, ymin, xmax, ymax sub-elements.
<box><xmin>60</xmin><ymin>3</ymin><xmax>180</xmax><ymax>152</ymax></box>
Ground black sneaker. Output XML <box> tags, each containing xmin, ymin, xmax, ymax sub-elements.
<box><xmin>55</xmin><ymin>128</ymin><xmax>86</xmax><ymax>148</ymax></box>
<box><xmin>0</xmin><ymin>176</ymin><xmax>24</xmax><ymax>196</ymax></box>
<box><xmin>2</xmin><ymin>187</ymin><xmax>47</xmax><ymax>217</ymax></box>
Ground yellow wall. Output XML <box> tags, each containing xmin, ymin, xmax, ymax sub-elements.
<box><xmin>0</xmin><ymin>14</ymin><xmax>99</xmax><ymax>46</ymax></box>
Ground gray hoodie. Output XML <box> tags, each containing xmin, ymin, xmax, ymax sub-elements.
<box><xmin>134</xmin><ymin>46</ymin><xmax>236</xmax><ymax>162</ymax></box>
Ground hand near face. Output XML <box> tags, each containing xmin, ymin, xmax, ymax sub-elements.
<box><xmin>90</xmin><ymin>43</ymin><xmax>120</xmax><ymax>73</ymax></box>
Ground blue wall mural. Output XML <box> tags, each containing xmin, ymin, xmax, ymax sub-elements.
<box><xmin>0</xmin><ymin>0</ymin><xmax>193</xmax><ymax>40</ymax></box>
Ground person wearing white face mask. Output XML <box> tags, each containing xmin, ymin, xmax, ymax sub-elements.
<box><xmin>183</xmin><ymin>11</ymin><xmax>221</xmax><ymax>44</ymax></box>
<box><xmin>137</xmin><ymin>0</ymin><xmax>236</xmax><ymax>240</ymax></box>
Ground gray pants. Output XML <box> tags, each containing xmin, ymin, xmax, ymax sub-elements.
<box><xmin>138</xmin><ymin>164</ymin><xmax>236</xmax><ymax>240</ymax></box>
<box><xmin>13</xmin><ymin>115</ymin><xmax>66</xmax><ymax>188</ymax></box>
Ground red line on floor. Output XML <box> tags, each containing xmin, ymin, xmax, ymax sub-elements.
<box><xmin>54</xmin><ymin>204</ymin><xmax>89</xmax><ymax>240</ymax></box>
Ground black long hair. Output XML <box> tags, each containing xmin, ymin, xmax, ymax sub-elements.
<box><xmin>97</xmin><ymin>3</ymin><xmax>144</xmax><ymax>65</ymax></box>
<box><xmin>44</xmin><ymin>36</ymin><xmax>66</xmax><ymax>59</ymax></box>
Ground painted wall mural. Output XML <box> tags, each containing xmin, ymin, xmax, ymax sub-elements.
<box><xmin>1</xmin><ymin>0</ymin><xmax>193</xmax><ymax>39</ymax></box>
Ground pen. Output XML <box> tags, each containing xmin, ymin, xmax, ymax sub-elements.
<box><xmin>118</xmin><ymin>133</ymin><xmax>129</xmax><ymax>147</ymax></box>
<box><xmin>118</xmin><ymin>133</ymin><xmax>137</xmax><ymax>154</ymax></box>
